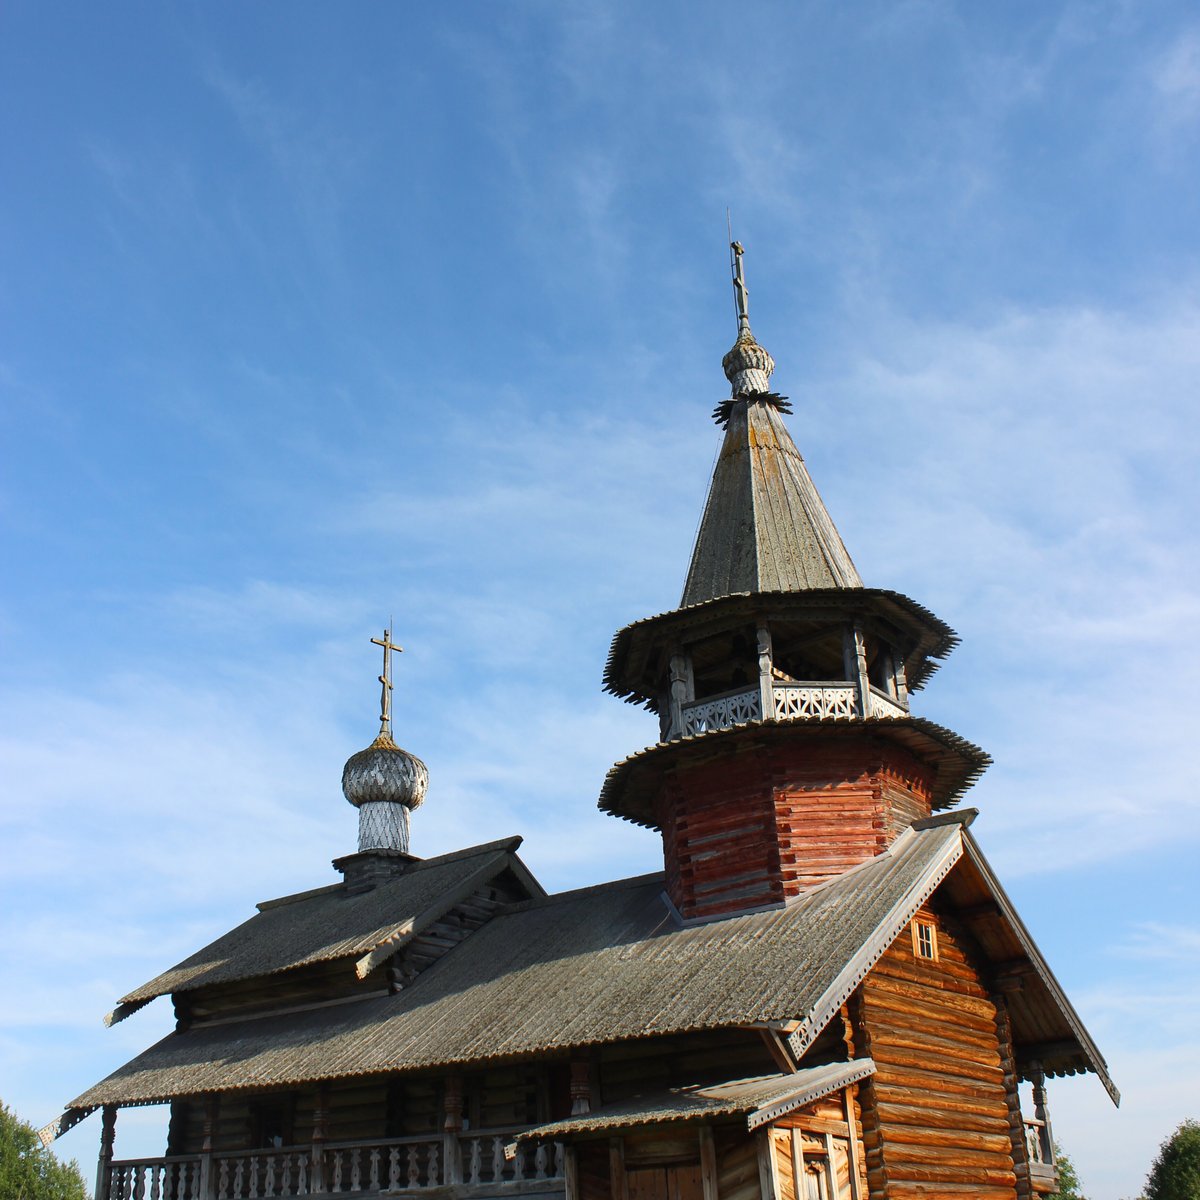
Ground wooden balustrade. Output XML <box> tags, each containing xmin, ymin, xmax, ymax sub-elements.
<box><xmin>105</xmin><ymin>1132</ymin><xmax>565</xmax><ymax>1199</ymax></box>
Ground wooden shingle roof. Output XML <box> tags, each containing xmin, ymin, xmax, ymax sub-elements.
<box><xmin>681</xmin><ymin>398</ymin><xmax>861</xmax><ymax>608</ymax></box>
<box><xmin>109</xmin><ymin>838</ymin><xmax>539</xmax><ymax>1021</ymax></box>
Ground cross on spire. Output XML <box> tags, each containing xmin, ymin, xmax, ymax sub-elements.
<box><xmin>730</xmin><ymin>239</ymin><xmax>751</xmax><ymax>335</ymax></box>
<box><xmin>370</xmin><ymin>624</ymin><xmax>404</xmax><ymax>737</ymax></box>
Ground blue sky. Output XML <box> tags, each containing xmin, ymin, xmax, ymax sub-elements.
<box><xmin>2</xmin><ymin>3</ymin><xmax>1198</xmax><ymax>1197</ymax></box>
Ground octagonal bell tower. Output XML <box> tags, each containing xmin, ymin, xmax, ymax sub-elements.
<box><xmin>600</xmin><ymin>243</ymin><xmax>989</xmax><ymax>921</ymax></box>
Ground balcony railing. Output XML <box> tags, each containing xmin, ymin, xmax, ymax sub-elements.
<box><xmin>677</xmin><ymin>680</ymin><xmax>908</xmax><ymax>737</ymax></box>
<box><xmin>1024</xmin><ymin>1117</ymin><xmax>1058</xmax><ymax>1194</ymax></box>
<box><xmin>103</xmin><ymin>1130</ymin><xmax>565</xmax><ymax>1200</ymax></box>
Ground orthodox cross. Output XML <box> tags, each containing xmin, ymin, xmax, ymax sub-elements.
<box><xmin>730</xmin><ymin>239</ymin><xmax>751</xmax><ymax>334</ymax></box>
<box><xmin>370</xmin><ymin>625</ymin><xmax>403</xmax><ymax>737</ymax></box>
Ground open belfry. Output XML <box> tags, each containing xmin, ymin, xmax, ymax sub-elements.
<box><xmin>46</xmin><ymin>245</ymin><xmax>1117</xmax><ymax>1200</ymax></box>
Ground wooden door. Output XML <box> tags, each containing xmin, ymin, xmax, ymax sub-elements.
<box><xmin>626</xmin><ymin>1163</ymin><xmax>704</xmax><ymax>1200</ymax></box>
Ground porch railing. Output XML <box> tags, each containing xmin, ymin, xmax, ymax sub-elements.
<box><xmin>105</xmin><ymin>1130</ymin><xmax>564</xmax><ymax>1200</ymax></box>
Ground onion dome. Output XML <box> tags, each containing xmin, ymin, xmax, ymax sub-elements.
<box><xmin>342</xmin><ymin>732</ymin><xmax>428</xmax><ymax>810</ymax></box>
<box><xmin>722</xmin><ymin>328</ymin><xmax>775</xmax><ymax>396</ymax></box>
<box><xmin>342</xmin><ymin>626</ymin><xmax>427</xmax><ymax>855</ymax></box>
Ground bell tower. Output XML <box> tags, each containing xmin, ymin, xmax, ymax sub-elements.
<box><xmin>600</xmin><ymin>244</ymin><xmax>989</xmax><ymax>921</ymax></box>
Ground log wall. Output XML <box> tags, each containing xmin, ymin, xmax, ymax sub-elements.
<box><xmin>850</xmin><ymin>908</ymin><xmax>1017</xmax><ymax>1199</ymax></box>
<box><xmin>660</xmin><ymin>741</ymin><xmax>934</xmax><ymax>920</ymax></box>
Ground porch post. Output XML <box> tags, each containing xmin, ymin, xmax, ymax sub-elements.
<box><xmin>198</xmin><ymin>1094</ymin><xmax>219</xmax><ymax>1200</ymax></box>
<box><xmin>310</xmin><ymin>1084</ymin><xmax>329</xmax><ymax>1193</ymax></box>
<box><xmin>95</xmin><ymin>1105</ymin><xmax>116</xmax><ymax>1200</ymax></box>
<box><xmin>1030</xmin><ymin>1065</ymin><xmax>1055</xmax><ymax>1167</ymax></box>
<box><xmin>443</xmin><ymin>1072</ymin><xmax>464</xmax><ymax>1185</ymax></box>
<box><xmin>756</xmin><ymin>623</ymin><xmax>774</xmax><ymax>720</ymax></box>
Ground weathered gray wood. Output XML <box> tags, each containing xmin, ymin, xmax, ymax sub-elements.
<box><xmin>95</xmin><ymin>1105</ymin><xmax>116</xmax><ymax>1200</ymax></box>
<box><xmin>564</xmin><ymin>1145</ymin><xmax>579</xmax><ymax>1200</ymax></box>
<box><xmin>823</xmin><ymin>1133</ymin><xmax>841</xmax><ymax>1200</ymax></box>
<box><xmin>757</xmin><ymin>624</ymin><xmax>774</xmax><ymax>721</ymax></box>
<box><xmin>756</xmin><ymin>1131</ymin><xmax>779</xmax><ymax>1200</ymax></box>
<box><xmin>841</xmin><ymin>1088</ymin><xmax>863</xmax><ymax>1200</ymax></box>
<box><xmin>698</xmin><ymin>1126</ymin><xmax>718</xmax><ymax>1200</ymax></box>
<box><xmin>610</xmin><ymin>1138</ymin><xmax>630</xmax><ymax>1200</ymax></box>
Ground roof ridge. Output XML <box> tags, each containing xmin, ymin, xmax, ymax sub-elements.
<box><xmin>504</xmin><ymin>871</ymin><xmax>666</xmax><ymax>912</ymax></box>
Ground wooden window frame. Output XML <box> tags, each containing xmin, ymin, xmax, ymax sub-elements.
<box><xmin>911</xmin><ymin>918</ymin><xmax>938</xmax><ymax>962</ymax></box>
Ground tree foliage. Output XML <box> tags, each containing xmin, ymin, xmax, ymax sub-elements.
<box><xmin>1050</xmin><ymin>1143</ymin><xmax>1087</xmax><ymax>1199</ymax></box>
<box><xmin>1144</xmin><ymin>1120</ymin><xmax>1200</xmax><ymax>1200</ymax></box>
<box><xmin>0</xmin><ymin>1101</ymin><xmax>89</xmax><ymax>1200</ymax></box>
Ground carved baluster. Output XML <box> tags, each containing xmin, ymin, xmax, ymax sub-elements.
<box><xmin>428</xmin><ymin>1141</ymin><xmax>439</xmax><ymax>1187</ymax></box>
<box><xmin>535</xmin><ymin>1144</ymin><xmax>548</xmax><ymax>1180</ymax></box>
<box><xmin>555</xmin><ymin>1143</ymin><xmax>565</xmax><ymax>1178</ymax></box>
<box><xmin>369</xmin><ymin>1148</ymin><xmax>381</xmax><ymax>1191</ymax></box>
<box><xmin>298</xmin><ymin>1153</ymin><xmax>308</xmax><ymax>1194</ymax></box>
<box><xmin>491</xmin><ymin>1137</ymin><xmax>505</xmax><ymax>1183</ymax></box>
<box><xmin>217</xmin><ymin>1159</ymin><xmax>230</xmax><ymax>1200</ymax></box>
<box><xmin>331</xmin><ymin>1150</ymin><xmax>343</xmax><ymax>1193</ymax></box>
<box><xmin>349</xmin><ymin>1148</ymin><xmax>361</xmax><ymax>1191</ymax></box>
<box><xmin>385</xmin><ymin>1146</ymin><xmax>398</xmax><ymax>1189</ymax></box>
<box><xmin>151</xmin><ymin>1164</ymin><xmax>163</xmax><ymax>1200</ymax></box>
<box><xmin>407</xmin><ymin>1145</ymin><xmax>420</xmax><ymax>1188</ymax></box>
<box><xmin>513</xmin><ymin>1144</ymin><xmax>525</xmax><ymax>1182</ymax></box>
<box><xmin>469</xmin><ymin>1137</ymin><xmax>482</xmax><ymax>1184</ymax></box>
<box><xmin>247</xmin><ymin>1156</ymin><xmax>258</xmax><ymax>1199</ymax></box>
<box><xmin>281</xmin><ymin>1152</ymin><xmax>293</xmax><ymax>1196</ymax></box>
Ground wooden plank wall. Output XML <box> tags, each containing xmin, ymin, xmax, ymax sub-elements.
<box><xmin>850</xmin><ymin>908</ymin><xmax>1018</xmax><ymax>1199</ymax></box>
<box><xmin>662</xmin><ymin>742</ymin><xmax>935</xmax><ymax>918</ymax></box>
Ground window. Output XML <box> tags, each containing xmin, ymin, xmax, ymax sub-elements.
<box><xmin>912</xmin><ymin>918</ymin><xmax>938</xmax><ymax>961</ymax></box>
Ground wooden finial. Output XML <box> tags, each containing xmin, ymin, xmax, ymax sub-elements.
<box><xmin>370</xmin><ymin>623</ymin><xmax>404</xmax><ymax>736</ymax></box>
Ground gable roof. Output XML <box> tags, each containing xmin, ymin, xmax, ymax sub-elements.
<box><xmin>59</xmin><ymin>816</ymin><xmax>1115</xmax><ymax>1122</ymax></box>
<box><xmin>517</xmin><ymin>1061</ymin><xmax>877</xmax><ymax>1141</ymax></box>
<box><xmin>68</xmin><ymin>822</ymin><xmax>959</xmax><ymax>1110</ymax></box>
<box><xmin>681</xmin><ymin>398</ymin><xmax>861</xmax><ymax>607</ymax></box>
<box><xmin>107</xmin><ymin>838</ymin><xmax>540</xmax><ymax>1025</ymax></box>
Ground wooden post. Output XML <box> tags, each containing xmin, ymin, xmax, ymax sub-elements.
<box><xmin>1030</xmin><ymin>1066</ymin><xmax>1055</xmax><ymax>1169</ymax></box>
<box><xmin>95</xmin><ymin>1105</ymin><xmax>116</xmax><ymax>1200</ymax></box>
<box><xmin>698</xmin><ymin>1125</ymin><xmax>719</xmax><ymax>1200</ymax></box>
<box><xmin>789</xmin><ymin>1129</ymin><xmax>805</xmax><ymax>1200</ymax></box>
<box><xmin>842</xmin><ymin>1087</ymin><xmax>864</xmax><ymax>1200</ymax></box>
<box><xmin>310</xmin><ymin>1084</ymin><xmax>329</xmax><ymax>1194</ymax></box>
<box><xmin>609</xmin><ymin>1137</ymin><xmax>629</xmax><ymax>1200</ymax></box>
<box><xmin>823</xmin><ymin>1133</ymin><xmax>842</xmax><ymax>1199</ymax></box>
<box><xmin>756</xmin><ymin>623</ymin><xmax>774</xmax><ymax>720</ymax></box>
<box><xmin>756</xmin><ymin>1131</ymin><xmax>780</xmax><ymax>1200</ymax></box>
<box><xmin>443</xmin><ymin>1072</ymin><xmax>464</xmax><ymax>1185</ymax></box>
<box><xmin>563</xmin><ymin>1145</ymin><xmax>580</xmax><ymax>1200</ymax></box>
<box><xmin>198</xmin><ymin>1095</ymin><xmax>218</xmax><ymax>1200</ymax></box>
<box><xmin>851</xmin><ymin>622</ymin><xmax>871</xmax><ymax>717</ymax></box>
<box><xmin>668</xmin><ymin>653</ymin><xmax>690</xmax><ymax>739</ymax></box>
<box><xmin>891</xmin><ymin>651</ymin><xmax>909</xmax><ymax>709</ymax></box>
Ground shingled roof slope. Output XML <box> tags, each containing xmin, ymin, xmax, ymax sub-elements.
<box><xmin>71</xmin><ymin>822</ymin><xmax>964</xmax><ymax>1108</ymax></box>
<box><xmin>117</xmin><ymin>837</ymin><xmax>532</xmax><ymax>1006</ymax></box>
<box><xmin>517</xmin><ymin>1061</ymin><xmax>877</xmax><ymax>1140</ymax></box>
<box><xmin>681</xmin><ymin>398</ymin><xmax>861</xmax><ymax>607</ymax></box>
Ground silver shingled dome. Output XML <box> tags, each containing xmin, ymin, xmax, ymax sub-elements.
<box><xmin>341</xmin><ymin>732</ymin><xmax>428</xmax><ymax>810</ymax></box>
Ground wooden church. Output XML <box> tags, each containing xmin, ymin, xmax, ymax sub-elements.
<box><xmin>45</xmin><ymin>245</ymin><xmax>1117</xmax><ymax>1200</ymax></box>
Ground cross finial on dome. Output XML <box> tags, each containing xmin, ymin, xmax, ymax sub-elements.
<box><xmin>721</xmin><ymin>237</ymin><xmax>776</xmax><ymax>397</ymax></box>
<box><xmin>730</xmin><ymin>239</ymin><xmax>751</xmax><ymax>336</ymax></box>
<box><xmin>370</xmin><ymin>624</ymin><xmax>403</xmax><ymax>737</ymax></box>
